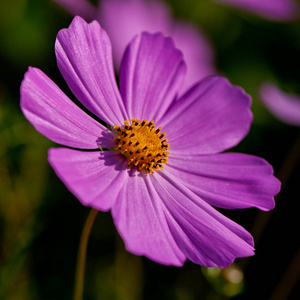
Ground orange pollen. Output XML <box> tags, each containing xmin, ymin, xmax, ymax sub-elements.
<box><xmin>114</xmin><ymin>119</ymin><xmax>169</xmax><ymax>174</ymax></box>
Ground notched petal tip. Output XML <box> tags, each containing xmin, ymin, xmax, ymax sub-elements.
<box><xmin>67</xmin><ymin>14</ymin><xmax>91</xmax><ymax>28</ymax></box>
<box><xmin>162</xmin><ymin>75</ymin><xmax>253</xmax><ymax>155</ymax></box>
<box><xmin>213</xmin><ymin>75</ymin><xmax>253</xmax><ymax>117</ymax></box>
<box><xmin>55</xmin><ymin>15</ymin><xmax>127</xmax><ymax>125</ymax></box>
<box><xmin>120</xmin><ymin>30</ymin><xmax>186</xmax><ymax>123</ymax></box>
<box><xmin>56</xmin><ymin>15</ymin><xmax>104</xmax><ymax>47</ymax></box>
<box><xmin>259</xmin><ymin>159</ymin><xmax>281</xmax><ymax>211</ymax></box>
<box><xmin>148</xmin><ymin>171</ymin><xmax>257</xmax><ymax>268</ymax></box>
<box><xmin>167</xmin><ymin>152</ymin><xmax>280</xmax><ymax>213</ymax></box>
<box><xmin>246</xmin><ymin>155</ymin><xmax>281</xmax><ymax>211</ymax></box>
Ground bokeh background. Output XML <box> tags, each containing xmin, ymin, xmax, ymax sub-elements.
<box><xmin>0</xmin><ymin>0</ymin><xmax>300</xmax><ymax>299</ymax></box>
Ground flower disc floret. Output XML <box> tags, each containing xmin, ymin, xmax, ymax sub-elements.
<box><xmin>114</xmin><ymin>119</ymin><xmax>169</xmax><ymax>174</ymax></box>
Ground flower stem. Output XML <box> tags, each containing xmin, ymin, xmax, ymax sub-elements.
<box><xmin>250</xmin><ymin>133</ymin><xmax>300</xmax><ymax>244</ymax></box>
<box><xmin>73</xmin><ymin>208</ymin><xmax>98</xmax><ymax>300</ymax></box>
<box><xmin>239</xmin><ymin>133</ymin><xmax>300</xmax><ymax>269</ymax></box>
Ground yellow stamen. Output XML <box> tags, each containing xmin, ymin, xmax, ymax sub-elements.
<box><xmin>114</xmin><ymin>119</ymin><xmax>169</xmax><ymax>174</ymax></box>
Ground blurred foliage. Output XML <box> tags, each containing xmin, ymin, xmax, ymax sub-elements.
<box><xmin>0</xmin><ymin>0</ymin><xmax>300</xmax><ymax>299</ymax></box>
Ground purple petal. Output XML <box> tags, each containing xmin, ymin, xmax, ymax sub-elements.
<box><xmin>160</xmin><ymin>76</ymin><xmax>252</xmax><ymax>155</ymax></box>
<box><xmin>213</xmin><ymin>0</ymin><xmax>299</xmax><ymax>21</ymax></box>
<box><xmin>48</xmin><ymin>148</ymin><xmax>128</xmax><ymax>211</ymax></box>
<box><xmin>98</xmin><ymin>0</ymin><xmax>215</xmax><ymax>92</ymax></box>
<box><xmin>166</xmin><ymin>152</ymin><xmax>280</xmax><ymax>211</ymax></box>
<box><xmin>259</xmin><ymin>82</ymin><xmax>300</xmax><ymax>127</ymax></box>
<box><xmin>151</xmin><ymin>170</ymin><xmax>255</xmax><ymax>268</ymax></box>
<box><xmin>111</xmin><ymin>171</ymin><xmax>186</xmax><ymax>266</ymax></box>
<box><xmin>53</xmin><ymin>0</ymin><xmax>96</xmax><ymax>21</ymax></box>
<box><xmin>119</xmin><ymin>32</ymin><xmax>186</xmax><ymax>122</ymax></box>
<box><xmin>99</xmin><ymin>0</ymin><xmax>171</xmax><ymax>69</ymax></box>
<box><xmin>170</xmin><ymin>21</ymin><xmax>216</xmax><ymax>92</ymax></box>
<box><xmin>20</xmin><ymin>67</ymin><xmax>115</xmax><ymax>149</ymax></box>
<box><xmin>55</xmin><ymin>16</ymin><xmax>128</xmax><ymax>126</ymax></box>
<box><xmin>55</xmin><ymin>0</ymin><xmax>216</xmax><ymax>93</ymax></box>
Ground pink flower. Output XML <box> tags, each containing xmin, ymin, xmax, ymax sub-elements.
<box><xmin>53</xmin><ymin>0</ymin><xmax>216</xmax><ymax>92</ymax></box>
<box><xmin>259</xmin><ymin>82</ymin><xmax>300</xmax><ymax>126</ymax></box>
<box><xmin>21</xmin><ymin>17</ymin><xmax>280</xmax><ymax>267</ymax></box>
<box><xmin>212</xmin><ymin>0</ymin><xmax>300</xmax><ymax>21</ymax></box>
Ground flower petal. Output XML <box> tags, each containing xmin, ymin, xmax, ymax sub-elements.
<box><xmin>48</xmin><ymin>148</ymin><xmax>128</xmax><ymax>211</ymax></box>
<box><xmin>20</xmin><ymin>67</ymin><xmax>115</xmax><ymax>149</ymax></box>
<box><xmin>53</xmin><ymin>0</ymin><xmax>96</xmax><ymax>21</ymax></box>
<box><xmin>259</xmin><ymin>82</ymin><xmax>300</xmax><ymax>127</ymax></box>
<box><xmin>55</xmin><ymin>16</ymin><xmax>128</xmax><ymax>126</ymax></box>
<box><xmin>119</xmin><ymin>32</ymin><xmax>186</xmax><ymax>122</ymax></box>
<box><xmin>151</xmin><ymin>170</ymin><xmax>255</xmax><ymax>268</ymax></box>
<box><xmin>99</xmin><ymin>0</ymin><xmax>171</xmax><ymax>69</ymax></box>
<box><xmin>99</xmin><ymin>0</ymin><xmax>215</xmax><ymax>93</ymax></box>
<box><xmin>111</xmin><ymin>170</ymin><xmax>186</xmax><ymax>266</ymax></box>
<box><xmin>55</xmin><ymin>0</ymin><xmax>216</xmax><ymax>94</ymax></box>
<box><xmin>213</xmin><ymin>0</ymin><xmax>299</xmax><ymax>21</ymax></box>
<box><xmin>160</xmin><ymin>76</ymin><xmax>252</xmax><ymax>155</ymax></box>
<box><xmin>166</xmin><ymin>152</ymin><xmax>280</xmax><ymax>211</ymax></box>
<box><xmin>170</xmin><ymin>21</ymin><xmax>216</xmax><ymax>92</ymax></box>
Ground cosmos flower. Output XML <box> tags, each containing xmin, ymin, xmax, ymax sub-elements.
<box><xmin>53</xmin><ymin>0</ymin><xmax>216</xmax><ymax>92</ymax></box>
<box><xmin>20</xmin><ymin>16</ymin><xmax>280</xmax><ymax>268</ymax></box>
<box><xmin>259</xmin><ymin>82</ymin><xmax>300</xmax><ymax>126</ymax></box>
<box><xmin>212</xmin><ymin>0</ymin><xmax>300</xmax><ymax>21</ymax></box>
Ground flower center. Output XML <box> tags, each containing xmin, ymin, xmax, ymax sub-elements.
<box><xmin>114</xmin><ymin>119</ymin><xmax>169</xmax><ymax>174</ymax></box>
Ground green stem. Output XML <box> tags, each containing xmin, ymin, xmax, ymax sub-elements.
<box><xmin>73</xmin><ymin>208</ymin><xmax>98</xmax><ymax>300</ymax></box>
<box><xmin>239</xmin><ymin>133</ymin><xmax>300</xmax><ymax>269</ymax></box>
<box><xmin>250</xmin><ymin>133</ymin><xmax>300</xmax><ymax>244</ymax></box>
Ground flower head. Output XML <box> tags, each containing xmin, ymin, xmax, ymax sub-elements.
<box><xmin>212</xmin><ymin>0</ymin><xmax>300</xmax><ymax>21</ymax></box>
<box><xmin>259</xmin><ymin>82</ymin><xmax>300</xmax><ymax>126</ymax></box>
<box><xmin>54</xmin><ymin>0</ymin><xmax>216</xmax><ymax>92</ymax></box>
<box><xmin>20</xmin><ymin>17</ymin><xmax>280</xmax><ymax>268</ymax></box>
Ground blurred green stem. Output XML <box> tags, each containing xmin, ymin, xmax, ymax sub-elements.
<box><xmin>240</xmin><ymin>133</ymin><xmax>300</xmax><ymax>269</ymax></box>
<box><xmin>250</xmin><ymin>133</ymin><xmax>300</xmax><ymax>243</ymax></box>
<box><xmin>73</xmin><ymin>208</ymin><xmax>98</xmax><ymax>300</ymax></box>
